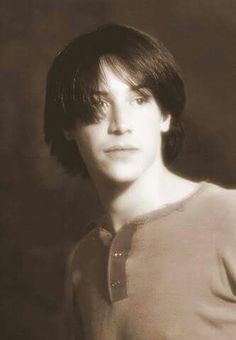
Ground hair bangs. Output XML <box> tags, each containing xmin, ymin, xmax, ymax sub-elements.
<box><xmin>99</xmin><ymin>55</ymin><xmax>146</xmax><ymax>89</ymax></box>
<box><xmin>63</xmin><ymin>52</ymin><xmax>154</xmax><ymax>126</ymax></box>
<box><xmin>60</xmin><ymin>58</ymin><xmax>102</xmax><ymax>126</ymax></box>
<box><xmin>58</xmin><ymin>25</ymin><xmax>174</xmax><ymax>127</ymax></box>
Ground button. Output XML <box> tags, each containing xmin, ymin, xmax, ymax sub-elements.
<box><xmin>111</xmin><ymin>280</ymin><xmax>121</xmax><ymax>288</ymax></box>
<box><xmin>113</xmin><ymin>251</ymin><xmax>123</xmax><ymax>257</ymax></box>
<box><xmin>112</xmin><ymin>251</ymin><xmax>127</xmax><ymax>257</ymax></box>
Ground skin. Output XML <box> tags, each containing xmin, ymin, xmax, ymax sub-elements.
<box><xmin>69</xmin><ymin>64</ymin><xmax>198</xmax><ymax>232</ymax></box>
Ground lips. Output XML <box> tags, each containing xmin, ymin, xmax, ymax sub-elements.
<box><xmin>104</xmin><ymin>145</ymin><xmax>139</xmax><ymax>153</ymax></box>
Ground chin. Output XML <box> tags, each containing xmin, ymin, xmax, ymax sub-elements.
<box><xmin>100</xmin><ymin>163</ymin><xmax>144</xmax><ymax>184</ymax></box>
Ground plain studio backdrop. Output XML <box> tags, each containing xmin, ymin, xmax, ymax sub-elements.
<box><xmin>1</xmin><ymin>1</ymin><xmax>235</xmax><ymax>339</ymax></box>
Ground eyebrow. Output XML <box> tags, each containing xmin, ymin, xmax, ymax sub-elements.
<box><xmin>93</xmin><ymin>90</ymin><xmax>109</xmax><ymax>96</ymax></box>
<box><xmin>93</xmin><ymin>84</ymin><xmax>150</xmax><ymax>96</ymax></box>
<box><xmin>130</xmin><ymin>84</ymin><xmax>149</xmax><ymax>92</ymax></box>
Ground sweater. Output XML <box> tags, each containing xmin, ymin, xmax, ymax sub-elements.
<box><xmin>66</xmin><ymin>181</ymin><xmax>236</xmax><ymax>339</ymax></box>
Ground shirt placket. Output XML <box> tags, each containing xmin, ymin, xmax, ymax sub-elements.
<box><xmin>107</xmin><ymin>223</ymin><xmax>138</xmax><ymax>303</ymax></box>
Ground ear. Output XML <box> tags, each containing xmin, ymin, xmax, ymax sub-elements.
<box><xmin>63</xmin><ymin>129</ymin><xmax>74</xmax><ymax>141</ymax></box>
<box><xmin>160</xmin><ymin>114</ymin><xmax>171</xmax><ymax>133</ymax></box>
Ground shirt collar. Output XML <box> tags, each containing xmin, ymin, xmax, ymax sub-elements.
<box><xmin>95</xmin><ymin>181</ymin><xmax>207</xmax><ymax>234</ymax></box>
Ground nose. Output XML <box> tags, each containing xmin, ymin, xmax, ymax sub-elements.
<box><xmin>108</xmin><ymin>103</ymin><xmax>132</xmax><ymax>135</ymax></box>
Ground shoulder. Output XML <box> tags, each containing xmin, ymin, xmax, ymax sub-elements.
<box><xmin>186</xmin><ymin>181</ymin><xmax>236</xmax><ymax>228</ymax></box>
<box><xmin>201</xmin><ymin>182</ymin><xmax>236</xmax><ymax>246</ymax></box>
<box><xmin>200</xmin><ymin>181</ymin><xmax>236</xmax><ymax>215</ymax></box>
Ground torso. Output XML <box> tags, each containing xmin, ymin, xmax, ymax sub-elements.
<box><xmin>68</xmin><ymin>182</ymin><xmax>236</xmax><ymax>339</ymax></box>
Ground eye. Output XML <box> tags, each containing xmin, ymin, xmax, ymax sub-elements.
<box><xmin>92</xmin><ymin>97</ymin><xmax>109</xmax><ymax>111</ymax></box>
<box><xmin>96</xmin><ymin>99</ymin><xmax>106</xmax><ymax>108</ymax></box>
<box><xmin>135</xmin><ymin>97</ymin><xmax>146</xmax><ymax>105</ymax></box>
<box><xmin>132</xmin><ymin>95</ymin><xmax>150</xmax><ymax>106</ymax></box>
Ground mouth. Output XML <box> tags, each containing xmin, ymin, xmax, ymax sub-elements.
<box><xmin>104</xmin><ymin>145</ymin><xmax>139</xmax><ymax>153</ymax></box>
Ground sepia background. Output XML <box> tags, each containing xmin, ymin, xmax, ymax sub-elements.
<box><xmin>1</xmin><ymin>0</ymin><xmax>236</xmax><ymax>339</ymax></box>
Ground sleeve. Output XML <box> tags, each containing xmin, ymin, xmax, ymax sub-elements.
<box><xmin>64</xmin><ymin>246</ymin><xmax>85</xmax><ymax>340</ymax></box>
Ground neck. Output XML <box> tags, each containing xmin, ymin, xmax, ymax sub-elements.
<box><xmin>92</xmin><ymin>161</ymin><xmax>195</xmax><ymax>233</ymax></box>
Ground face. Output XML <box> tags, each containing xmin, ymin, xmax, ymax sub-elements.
<box><xmin>70</xmin><ymin>65</ymin><xmax>170</xmax><ymax>184</ymax></box>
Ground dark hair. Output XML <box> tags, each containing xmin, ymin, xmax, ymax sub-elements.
<box><xmin>44</xmin><ymin>23</ymin><xmax>185</xmax><ymax>177</ymax></box>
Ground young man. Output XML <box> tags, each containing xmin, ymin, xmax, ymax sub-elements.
<box><xmin>44</xmin><ymin>24</ymin><xmax>236</xmax><ymax>339</ymax></box>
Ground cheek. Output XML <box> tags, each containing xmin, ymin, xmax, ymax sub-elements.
<box><xmin>74</xmin><ymin>126</ymin><xmax>103</xmax><ymax>160</ymax></box>
<box><xmin>137</xmin><ymin>105</ymin><xmax>162</xmax><ymax>131</ymax></box>
<box><xmin>138</xmin><ymin>117</ymin><xmax>161</xmax><ymax>145</ymax></box>
<box><xmin>76</xmin><ymin>137</ymin><xmax>93</xmax><ymax>162</ymax></box>
<box><xmin>138</xmin><ymin>124</ymin><xmax>162</xmax><ymax>163</ymax></box>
